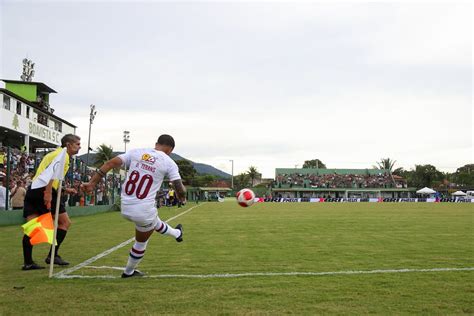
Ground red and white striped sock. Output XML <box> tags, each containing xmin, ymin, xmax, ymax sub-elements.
<box><xmin>124</xmin><ymin>240</ymin><xmax>148</xmax><ymax>275</ymax></box>
<box><xmin>155</xmin><ymin>220</ymin><xmax>181</xmax><ymax>239</ymax></box>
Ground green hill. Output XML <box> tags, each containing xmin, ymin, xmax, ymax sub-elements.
<box><xmin>78</xmin><ymin>152</ymin><xmax>231</xmax><ymax>179</ymax></box>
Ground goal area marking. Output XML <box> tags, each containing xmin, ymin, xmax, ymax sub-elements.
<box><xmin>53</xmin><ymin>203</ymin><xmax>204</xmax><ymax>278</ymax></box>
<box><xmin>56</xmin><ymin>266</ymin><xmax>474</xmax><ymax>279</ymax></box>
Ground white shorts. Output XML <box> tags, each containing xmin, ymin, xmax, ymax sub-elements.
<box><xmin>121</xmin><ymin>204</ymin><xmax>159</xmax><ymax>232</ymax></box>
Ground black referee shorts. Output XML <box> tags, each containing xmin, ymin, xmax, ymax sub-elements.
<box><xmin>23</xmin><ymin>186</ymin><xmax>67</xmax><ymax>218</ymax></box>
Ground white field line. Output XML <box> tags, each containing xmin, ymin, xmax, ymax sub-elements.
<box><xmin>55</xmin><ymin>267</ymin><xmax>474</xmax><ymax>279</ymax></box>
<box><xmin>85</xmin><ymin>265</ymin><xmax>125</xmax><ymax>271</ymax></box>
<box><xmin>53</xmin><ymin>203</ymin><xmax>205</xmax><ymax>278</ymax></box>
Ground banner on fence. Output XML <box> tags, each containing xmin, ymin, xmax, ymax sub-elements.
<box><xmin>262</xmin><ymin>197</ymin><xmax>474</xmax><ymax>203</ymax></box>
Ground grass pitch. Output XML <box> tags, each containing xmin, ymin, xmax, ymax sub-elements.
<box><xmin>1</xmin><ymin>202</ymin><xmax>473</xmax><ymax>314</ymax></box>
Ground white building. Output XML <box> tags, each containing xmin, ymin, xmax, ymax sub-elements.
<box><xmin>0</xmin><ymin>79</ymin><xmax>76</xmax><ymax>152</ymax></box>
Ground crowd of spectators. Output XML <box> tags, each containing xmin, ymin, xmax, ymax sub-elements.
<box><xmin>0</xmin><ymin>147</ymin><xmax>37</xmax><ymax>210</ymax></box>
<box><xmin>64</xmin><ymin>168</ymin><xmax>122</xmax><ymax>207</ymax></box>
<box><xmin>0</xmin><ymin>146</ymin><xmax>121</xmax><ymax>210</ymax></box>
<box><xmin>276</xmin><ymin>172</ymin><xmax>404</xmax><ymax>189</ymax></box>
<box><xmin>0</xmin><ymin>146</ymin><xmax>185</xmax><ymax>211</ymax></box>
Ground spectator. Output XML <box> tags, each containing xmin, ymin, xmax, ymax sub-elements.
<box><xmin>96</xmin><ymin>184</ymin><xmax>104</xmax><ymax>205</ymax></box>
<box><xmin>10</xmin><ymin>180</ymin><xmax>26</xmax><ymax>210</ymax></box>
<box><xmin>0</xmin><ymin>177</ymin><xmax>6</xmax><ymax>210</ymax></box>
<box><xmin>168</xmin><ymin>187</ymin><xmax>175</xmax><ymax>206</ymax></box>
<box><xmin>27</xmin><ymin>156</ymin><xmax>35</xmax><ymax>173</ymax></box>
<box><xmin>0</xmin><ymin>150</ymin><xmax>5</xmax><ymax>170</ymax></box>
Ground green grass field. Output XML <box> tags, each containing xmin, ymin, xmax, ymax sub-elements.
<box><xmin>1</xmin><ymin>202</ymin><xmax>473</xmax><ymax>315</ymax></box>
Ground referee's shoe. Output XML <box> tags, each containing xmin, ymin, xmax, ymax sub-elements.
<box><xmin>22</xmin><ymin>262</ymin><xmax>45</xmax><ymax>270</ymax></box>
<box><xmin>45</xmin><ymin>255</ymin><xmax>70</xmax><ymax>266</ymax></box>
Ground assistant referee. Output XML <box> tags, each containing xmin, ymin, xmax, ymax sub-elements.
<box><xmin>21</xmin><ymin>134</ymin><xmax>81</xmax><ymax>270</ymax></box>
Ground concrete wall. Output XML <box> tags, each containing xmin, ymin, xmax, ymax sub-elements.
<box><xmin>0</xmin><ymin>205</ymin><xmax>115</xmax><ymax>226</ymax></box>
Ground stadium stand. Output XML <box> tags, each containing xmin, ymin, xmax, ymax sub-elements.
<box><xmin>273</xmin><ymin>168</ymin><xmax>413</xmax><ymax>199</ymax></box>
<box><xmin>0</xmin><ymin>146</ymin><xmax>121</xmax><ymax>210</ymax></box>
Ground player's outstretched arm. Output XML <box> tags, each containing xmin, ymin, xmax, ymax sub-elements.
<box><xmin>172</xmin><ymin>179</ymin><xmax>187</xmax><ymax>204</ymax></box>
<box><xmin>82</xmin><ymin>157</ymin><xmax>123</xmax><ymax>193</ymax></box>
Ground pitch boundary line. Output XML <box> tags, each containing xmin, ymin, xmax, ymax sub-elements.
<box><xmin>55</xmin><ymin>267</ymin><xmax>474</xmax><ymax>279</ymax></box>
<box><xmin>53</xmin><ymin>203</ymin><xmax>205</xmax><ymax>278</ymax></box>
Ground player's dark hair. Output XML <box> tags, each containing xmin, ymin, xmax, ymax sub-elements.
<box><xmin>157</xmin><ymin>134</ymin><xmax>175</xmax><ymax>149</ymax></box>
<box><xmin>61</xmin><ymin>134</ymin><xmax>81</xmax><ymax>147</ymax></box>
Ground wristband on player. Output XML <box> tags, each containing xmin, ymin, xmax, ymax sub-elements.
<box><xmin>96</xmin><ymin>169</ymin><xmax>106</xmax><ymax>177</ymax></box>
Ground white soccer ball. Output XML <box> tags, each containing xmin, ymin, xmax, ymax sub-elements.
<box><xmin>236</xmin><ymin>188</ymin><xmax>256</xmax><ymax>207</ymax></box>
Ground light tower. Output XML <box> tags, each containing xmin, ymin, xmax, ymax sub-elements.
<box><xmin>123</xmin><ymin>130</ymin><xmax>130</xmax><ymax>152</ymax></box>
<box><xmin>86</xmin><ymin>104</ymin><xmax>97</xmax><ymax>169</ymax></box>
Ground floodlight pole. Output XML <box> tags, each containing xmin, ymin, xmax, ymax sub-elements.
<box><xmin>123</xmin><ymin>130</ymin><xmax>130</xmax><ymax>153</ymax></box>
<box><xmin>123</xmin><ymin>131</ymin><xmax>130</xmax><ymax>174</ymax></box>
<box><xmin>86</xmin><ymin>104</ymin><xmax>97</xmax><ymax>172</ymax></box>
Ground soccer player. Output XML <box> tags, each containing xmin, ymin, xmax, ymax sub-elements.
<box><xmin>82</xmin><ymin>134</ymin><xmax>186</xmax><ymax>278</ymax></box>
<box><xmin>21</xmin><ymin>134</ymin><xmax>81</xmax><ymax>270</ymax></box>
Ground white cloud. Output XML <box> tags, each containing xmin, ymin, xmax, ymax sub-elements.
<box><xmin>365</xmin><ymin>4</ymin><xmax>471</xmax><ymax>66</ymax></box>
<box><xmin>1</xmin><ymin>1</ymin><xmax>471</xmax><ymax>178</ymax></box>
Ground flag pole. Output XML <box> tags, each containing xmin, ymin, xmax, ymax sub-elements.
<box><xmin>49</xmin><ymin>181</ymin><xmax>63</xmax><ymax>278</ymax></box>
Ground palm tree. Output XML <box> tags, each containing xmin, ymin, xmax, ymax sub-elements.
<box><xmin>94</xmin><ymin>144</ymin><xmax>115</xmax><ymax>168</ymax></box>
<box><xmin>247</xmin><ymin>166</ymin><xmax>260</xmax><ymax>187</ymax></box>
<box><xmin>375</xmin><ymin>158</ymin><xmax>397</xmax><ymax>173</ymax></box>
<box><xmin>91</xmin><ymin>144</ymin><xmax>116</xmax><ymax>205</ymax></box>
<box><xmin>375</xmin><ymin>158</ymin><xmax>397</xmax><ymax>187</ymax></box>
<box><xmin>234</xmin><ymin>173</ymin><xmax>250</xmax><ymax>190</ymax></box>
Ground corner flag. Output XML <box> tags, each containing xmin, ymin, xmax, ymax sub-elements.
<box><xmin>31</xmin><ymin>148</ymin><xmax>67</xmax><ymax>189</ymax></box>
<box><xmin>21</xmin><ymin>213</ymin><xmax>56</xmax><ymax>245</ymax></box>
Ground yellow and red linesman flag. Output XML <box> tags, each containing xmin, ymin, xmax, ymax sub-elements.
<box><xmin>21</xmin><ymin>213</ymin><xmax>56</xmax><ymax>245</ymax></box>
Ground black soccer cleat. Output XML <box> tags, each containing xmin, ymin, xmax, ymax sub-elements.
<box><xmin>175</xmin><ymin>224</ymin><xmax>183</xmax><ymax>242</ymax></box>
<box><xmin>22</xmin><ymin>262</ymin><xmax>45</xmax><ymax>271</ymax></box>
<box><xmin>45</xmin><ymin>255</ymin><xmax>70</xmax><ymax>266</ymax></box>
<box><xmin>121</xmin><ymin>270</ymin><xmax>144</xmax><ymax>278</ymax></box>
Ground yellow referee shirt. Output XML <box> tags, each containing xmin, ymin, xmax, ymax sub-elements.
<box><xmin>33</xmin><ymin>148</ymin><xmax>70</xmax><ymax>190</ymax></box>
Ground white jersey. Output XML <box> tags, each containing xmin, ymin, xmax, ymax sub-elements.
<box><xmin>118</xmin><ymin>148</ymin><xmax>181</xmax><ymax>210</ymax></box>
<box><xmin>0</xmin><ymin>185</ymin><xmax>6</xmax><ymax>209</ymax></box>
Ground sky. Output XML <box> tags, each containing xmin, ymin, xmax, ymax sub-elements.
<box><xmin>0</xmin><ymin>0</ymin><xmax>472</xmax><ymax>178</ymax></box>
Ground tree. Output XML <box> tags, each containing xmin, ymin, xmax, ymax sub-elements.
<box><xmin>175</xmin><ymin>160</ymin><xmax>197</xmax><ymax>185</ymax></box>
<box><xmin>247</xmin><ymin>166</ymin><xmax>260</xmax><ymax>187</ymax></box>
<box><xmin>392</xmin><ymin>167</ymin><xmax>404</xmax><ymax>176</ymax></box>
<box><xmin>192</xmin><ymin>174</ymin><xmax>217</xmax><ymax>187</ymax></box>
<box><xmin>375</xmin><ymin>158</ymin><xmax>397</xmax><ymax>173</ymax></box>
<box><xmin>93</xmin><ymin>144</ymin><xmax>116</xmax><ymax>204</ymax></box>
<box><xmin>453</xmin><ymin>164</ymin><xmax>474</xmax><ymax>187</ymax></box>
<box><xmin>234</xmin><ymin>173</ymin><xmax>250</xmax><ymax>190</ymax></box>
<box><xmin>94</xmin><ymin>144</ymin><xmax>115</xmax><ymax>168</ymax></box>
<box><xmin>410</xmin><ymin>164</ymin><xmax>443</xmax><ymax>188</ymax></box>
<box><xmin>303</xmin><ymin>159</ymin><xmax>326</xmax><ymax>169</ymax></box>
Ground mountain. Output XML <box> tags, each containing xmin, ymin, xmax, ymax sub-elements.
<box><xmin>78</xmin><ymin>152</ymin><xmax>231</xmax><ymax>179</ymax></box>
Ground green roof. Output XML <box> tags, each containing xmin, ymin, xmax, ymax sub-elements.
<box><xmin>1</xmin><ymin>79</ymin><xmax>57</xmax><ymax>93</ymax></box>
<box><xmin>198</xmin><ymin>187</ymin><xmax>232</xmax><ymax>191</ymax></box>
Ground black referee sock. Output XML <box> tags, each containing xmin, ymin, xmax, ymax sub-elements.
<box><xmin>22</xmin><ymin>235</ymin><xmax>33</xmax><ymax>265</ymax></box>
<box><xmin>48</xmin><ymin>229</ymin><xmax>67</xmax><ymax>257</ymax></box>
